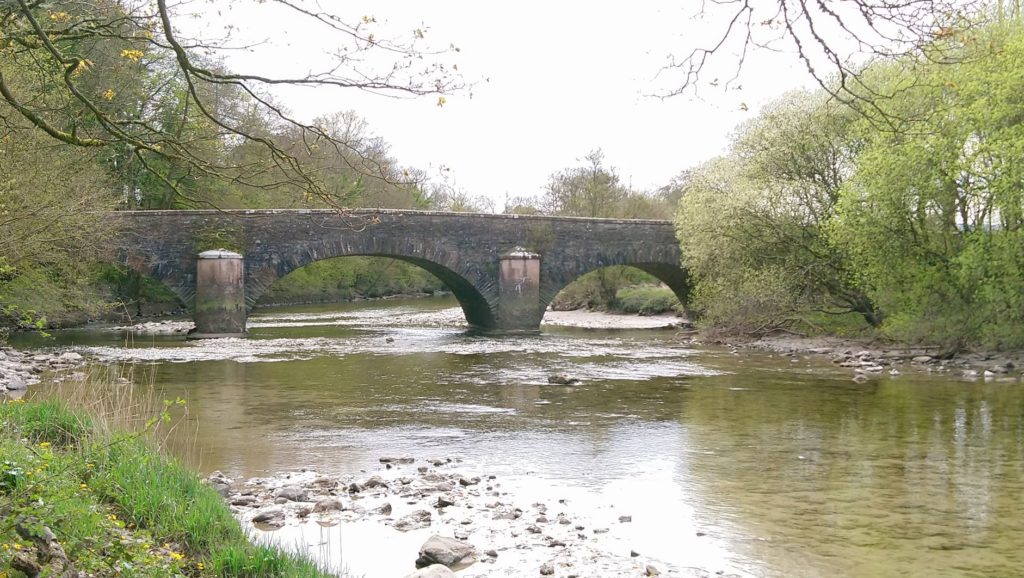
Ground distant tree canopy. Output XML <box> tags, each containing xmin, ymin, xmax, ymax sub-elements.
<box><xmin>675</xmin><ymin>15</ymin><xmax>1024</xmax><ymax>349</ymax></box>
<box><xmin>0</xmin><ymin>0</ymin><xmax>467</xmax><ymax>330</ymax></box>
<box><xmin>0</xmin><ymin>0</ymin><xmax>462</xmax><ymax>209</ymax></box>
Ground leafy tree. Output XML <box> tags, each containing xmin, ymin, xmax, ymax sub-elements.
<box><xmin>542</xmin><ymin>149</ymin><xmax>675</xmax><ymax>309</ymax></box>
<box><xmin>0</xmin><ymin>0</ymin><xmax>462</xmax><ymax>207</ymax></box>
<box><xmin>676</xmin><ymin>90</ymin><xmax>874</xmax><ymax>334</ymax></box>
<box><xmin>0</xmin><ymin>121</ymin><xmax>117</xmax><ymax>329</ymax></box>
<box><xmin>832</xmin><ymin>19</ymin><xmax>1024</xmax><ymax>349</ymax></box>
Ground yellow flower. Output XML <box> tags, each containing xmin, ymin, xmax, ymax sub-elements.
<box><xmin>85</xmin><ymin>463</ymin><xmax>94</xmax><ymax>469</ymax></box>
<box><xmin>49</xmin><ymin>12</ymin><xmax>71</xmax><ymax>23</ymax></box>
<box><xmin>437</xmin><ymin>96</ymin><xmax>447</xmax><ymax>108</ymax></box>
<box><xmin>169</xmin><ymin>551</ymin><xmax>184</xmax><ymax>560</ymax></box>
<box><xmin>102</xmin><ymin>89</ymin><xmax>116</xmax><ymax>101</ymax></box>
<box><xmin>38</xmin><ymin>441</ymin><xmax>50</xmax><ymax>448</ymax></box>
<box><xmin>120</xmin><ymin>49</ymin><xmax>145</xmax><ymax>63</ymax></box>
<box><xmin>80</xmin><ymin>483</ymin><xmax>88</xmax><ymax>490</ymax></box>
<box><xmin>197</xmin><ymin>562</ymin><xmax>204</xmax><ymax>570</ymax></box>
<box><xmin>1</xmin><ymin>543</ymin><xmax>9</xmax><ymax>550</ymax></box>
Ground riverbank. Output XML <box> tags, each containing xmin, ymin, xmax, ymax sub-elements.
<box><xmin>0</xmin><ymin>346</ymin><xmax>86</xmax><ymax>395</ymax></box>
<box><xmin>0</xmin><ymin>397</ymin><xmax>334</xmax><ymax>577</ymax></box>
<box><xmin>218</xmin><ymin>459</ymin><xmax>732</xmax><ymax>578</ymax></box>
<box><xmin>687</xmin><ymin>332</ymin><xmax>1024</xmax><ymax>382</ymax></box>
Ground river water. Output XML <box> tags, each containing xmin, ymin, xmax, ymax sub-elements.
<box><xmin>15</xmin><ymin>296</ymin><xmax>1024</xmax><ymax>577</ymax></box>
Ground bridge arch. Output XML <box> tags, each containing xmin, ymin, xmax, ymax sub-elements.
<box><xmin>244</xmin><ymin>247</ymin><xmax>499</xmax><ymax>330</ymax></box>
<box><xmin>539</xmin><ymin>260</ymin><xmax>690</xmax><ymax>320</ymax></box>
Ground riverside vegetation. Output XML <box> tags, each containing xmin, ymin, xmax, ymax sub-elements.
<box><xmin>0</xmin><ymin>367</ymin><xmax>333</xmax><ymax>578</ymax></box>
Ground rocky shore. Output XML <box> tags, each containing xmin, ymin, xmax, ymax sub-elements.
<box><xmin>0</xmin><ymin>346</ymin><xmax>86</xmax><ymax>395</ymax></box>
<box><xmin>210</xmin><ymin>458</ymin><xmax>729</xmax><ymax>578</ymax></box>
<box><xmin>692</xmin><ymin>334</ymin><xmax>1024</xmax><ymax>383</ymax></box>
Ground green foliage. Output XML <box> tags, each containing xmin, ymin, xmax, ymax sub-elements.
<box><xmin>613</xmin><ymin>285</ymin><xmax>681</xmax><ymax>315</ymax></box>
<box><xmin>193</xmin><ymin>226</ymin><xmax>246</xmax><ymax>255</ymax></box>
<box><xmin>0</xmin><ymin>397</ymin><xmax>333</xmax><ymax>578</ymax></box>
<box><xmin>551</xmin><ymin>267</ymin><xmax>658</xmax><ymax>311</ymax></box>
<box><xmin>832</xmin><ymin>20</ymin><xmax>1024</xmax><ymax>348</ymax></box>
<box><xmin>0</xmin><ymin>399</ymin><xmax>91</xmax><ymax>448</ymax></box>
<box><xmin>675</xmin><ymin>91</ymin><xmax>875</xmax><ymax>335</ymax></box>
<box><xmin>259</xmin><ymin>257</ymin><xmax>445</xmax><ymax>305</ymax></box>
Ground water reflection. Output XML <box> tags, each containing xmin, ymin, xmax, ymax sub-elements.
<box><xmin>18</xmin><ymin>297</ymin><xmax>1024</xmax><ymax>577</ymax></box>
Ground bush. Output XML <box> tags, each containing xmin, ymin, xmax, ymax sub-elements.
<box><xmin>613</xmin><ymin>285</ymin><xmax>680</xmax><ymax>315</ymax></box>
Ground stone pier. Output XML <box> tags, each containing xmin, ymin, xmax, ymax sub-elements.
<box><xmin>497</xmin><ymin>247</ymin><xmax>542</xmax><ymax>333</ymax></box>
<box><xmin>189</xmin><ymin>249</ymin><xmax>247</xmax><ymax>339</ymax></box>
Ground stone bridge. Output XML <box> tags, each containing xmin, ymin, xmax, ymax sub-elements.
<box><xmin>106</xmin><ymin>209</ymin><xmax>688</xmax><ymax>337</ymax></box>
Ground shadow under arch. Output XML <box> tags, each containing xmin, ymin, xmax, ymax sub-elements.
<box><xmin>539</xmin><ymin>262</ymin><xmax>691</xmax><ymax>320</ymax></box>
<box><xmin>248</xmin><ymin>254</ymin><xmax>498</xmax><ymax>330</ymax></box>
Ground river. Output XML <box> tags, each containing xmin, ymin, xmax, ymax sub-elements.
<box><xmin>12</xmin><ymin>296</ymin><xmax>1024</xmax><ymax>577</ymax></box>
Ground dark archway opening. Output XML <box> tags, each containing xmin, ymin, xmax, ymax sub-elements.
<box><xmin>98</xmin><ymin>263</ymin><xmax>188</xmax><ymax>320</ymax></box>
<box><xmin>544</xmin><ymin>263</ymin><xmax>690</xmax><ymax>319</ymax></box>
<box><xmin>255</xmin><ymin>255</ymin><xmax>496</xmax><ymax>330</ymax></box>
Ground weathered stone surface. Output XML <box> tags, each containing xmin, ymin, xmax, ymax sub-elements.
<box><xmin>404</xmin><ymin>564</ymin><xmax>457</xmax><ymax>578</ymax></box>
<box><xmin>548</xmin><ymin>373</ymin><xmax>581</xmax><ymax>385</ymax></box>
<box><xmin>6</xmin><ymin>375</ymin><xmax>27</xmax><ymax>391</ymax></box>
<box><xmin>273</xmin><ymin>486</ymin><xmax>308</xmax><ymax>502</ymax></box>
<box><xmin>415</xmin><ymin>535</ymin><xmax>476</xmax><ymax>569</ymax></box>
<box><xmin>312</xmin><ymin>498</ymin><xmax>345</xmax><ymax>513</ymax></box>
<box><xmin>394</xmin><ymin>509</ymin><xmax>432</xmax><ymax>531</ymax></box>
<box><xmin>106</xmin><ymin>209</ymin><xmax>687</xmax><ymax>333</ymax></box>
<box><xmin>251</xmin><ymin>508</ymin><xmax>285</xmax><ymax>524</ymax></box>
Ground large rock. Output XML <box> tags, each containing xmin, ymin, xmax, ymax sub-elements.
<box><xmin>251</xmin><ymin>507</ymin><xmax>285</xmax><ymax>525</ymax></box>
<box><xmin>312</xmin><ymin>497</ymin><xmax>345</xmax><ymax>513</ymax></box>
<box><xmin>6</xmin><ymin>375</ymin><xmax>27</xmax><ymax>391</ymax></box>
<box><xmin>394</xmin><ymin>509</ymin><xmax>432</xmax><ymax>532</ymax></box>
<box><xmin>415</xmin><ymin>535</ymin><xmax>476</xmax><ymax>569</ymax></box>
<box><xmin>404</xmin><ymin>565</ymin><xmax>457</xmax><ymax>578</ymax></box>
<box><xmin>273</xmin><ymin>486</ymin><xmax>308</xmax><ymax>502</ymax></box>
<box><xmin>547</xmin><ymin>373</ymin><xmax>581</xmax><ymax>385</ymax></box>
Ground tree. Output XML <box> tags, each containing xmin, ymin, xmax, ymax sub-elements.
<box><xmin>831</xmin><ymin>19</ymin><xmax>1024</xmax><ymax>349</ymax></box>
<box><xmin>662</xmin><ymin>0</ymin><xmax>1000</xmax><ymax>127</ymax></box>
<box><xmin>676</xmin><ymin>89</ymin><xmax>874</xmax><ymax>334</ymax></box>
<box><xmin>0</xmin><ymin>0</ymin><xmax>462</xmax><ymax>208</ymax></box>
<box><xmin>542</xmin><ymin>149</ymin><xmax>626</xmax><ymax>218</ymax></box>
<box><xmin>0</xmin><ymin>119</ymin><xmax>116</xmax><ymax>330</ymax></box>
<box><xmin>542</xmin><ymin>149</ymin><xmax>675</xmax><ymax>309</ymax></box>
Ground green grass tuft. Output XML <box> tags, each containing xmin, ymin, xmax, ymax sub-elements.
<box><xmin>0</xmin><ymin>397</ymin><xmax>336</xmax><ymax>578</ymax></box>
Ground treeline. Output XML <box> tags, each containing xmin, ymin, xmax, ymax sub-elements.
<box><xmin>675</xmin><ymin>15</ymin><xmax>1024</xmax><ymax>350</ymax></box>
<box><xmin>501</xmin><ymin>149</ymin><xmax>682</xmax><ymax>313</ymax></box>
<box><xmin>0</xmin><ymin>0</ymin><xmax>476</xmax><ymax>328</ymax></box>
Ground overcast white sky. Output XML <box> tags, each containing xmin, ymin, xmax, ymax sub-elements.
<box><xmin>187</xmin><ymin>1</ymin><xmax>817</xmax><ymax>207</ymax></box>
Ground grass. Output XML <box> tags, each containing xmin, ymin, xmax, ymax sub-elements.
<box><xmin>612</xmin><ymin>285</ymin><xmax>682</xmax><ymax>316</ymax></box>
<box><xmin>0</xmin><ymin>378</ymin><xmax>335</xmax><ymax>578</ymax></box>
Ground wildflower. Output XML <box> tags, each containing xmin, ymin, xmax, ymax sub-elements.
<box><xmin>120</xmin><ymin>49</ymin><xmax>145</xmax><ymax>63</ymax></box>
<box><xmin>197</xmin><ymin>562</ymin><xmax>204</xmax><ymax>571</ymax></box>
<box><xmin>80</xmin><ymin>483</ymin><xmax>88</xmax><ymax>490</ymax></box>
<box><xmin>102</xmin><ymin>89</ymin><xmax>116</xmax><ymax>101</ymax></box>
<box><xmin>1</xmin><ymin>543</ymin><xmax>9</xmax><ymax>550</ymax></box>
<box><xmin>169</xmin><ymin>551</ymin><xmax>184</xmax><ymax>560</ymax></box>
<box><xmin>37</xmin><ymin>441</ymin><xmax>50</xmax><ymax>448</ymax></box>
<box><xmin>85</xmin><ymin>463</ymin><xmax>94</xmax><ymax>469</ymax></box>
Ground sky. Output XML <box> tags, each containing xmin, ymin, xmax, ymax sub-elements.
<box><xmin>186</xmin><ymin>1</ymin><xmax>818</xmax><ymax>207</ymax></box>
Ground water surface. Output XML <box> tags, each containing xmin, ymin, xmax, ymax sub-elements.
<box><xmin>19</xmin><ymin>297</ymin><xmax>1024</xmax><ymax>577</ymax></box>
